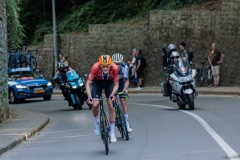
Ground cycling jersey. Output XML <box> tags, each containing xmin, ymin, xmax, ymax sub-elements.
<box><xmin>118</xmin><ymin>62</ymin><xmax>129</xmax><ymax>80</ymax></box>
<box><xmin>88</xmin><ymin>62</ymin><xmax>119</xmax><ymax>82</ymax></box>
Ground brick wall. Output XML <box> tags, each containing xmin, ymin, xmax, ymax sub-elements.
<box><xmin>38</xmin><ymin>0</ymin><xmax>240</xmax><ymax>86</ymax></box>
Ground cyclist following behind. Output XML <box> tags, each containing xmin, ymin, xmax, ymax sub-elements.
<box><xmin>112</xmin><ymin>53</ymin><xmax>133</xmax><ymax>133</ymax></box>
<box><xmin>86</xmin><ymin>55</ymin><xmax>119</xmax><ymax>143</ymax></box>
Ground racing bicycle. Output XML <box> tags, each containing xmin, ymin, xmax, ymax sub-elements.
<box><xmin>195</xmin><ymin>58</ymin><xmax>212</xmax><ymax>87</ymax></box>
<box><xmin>96</xmin><ymin>96</ymin><xmax>110</xmax><ymax>155</ymax></box>
<box><xmin>8</xmin><ymin>48</ymin><xmax>26</xmax><ymax>68</ymax></box>
<box><xmin>114</xmin><ymin>92</ymin><xmax>129</xmax><ymax>140</ymax></box>
<box><xmin>25</xmin><ymin>50</ymin><xmax>38</xmax><ymax>71</ymax></box>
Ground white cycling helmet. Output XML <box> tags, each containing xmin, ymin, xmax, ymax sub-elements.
<box><xmin>168</xmin><ymin>44</ymin><xmax>177</xmax><ymax>51</ymax></box>
<box><xmin>112</xmin><ymin>53</ymin><xmax>123</xmax><ymax>63</ymax></box>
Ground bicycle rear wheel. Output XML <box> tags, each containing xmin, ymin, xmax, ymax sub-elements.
<box><xmin>204</xmin><ymin>69</ymin><xmax>212</xmax><ymax>87</ymax></box>
<box><xmin>100</xmin><ymin>111</ymin><xmax>109</xmax><ymax>155</ymax></box>
<box><xmin>30</xmin><ymin>56</ymin><xmax>37</xmax><ymax>71</ymax></box>
<box><xmin>195</xmin><ymin>70</ymin><xmax>203</xmax><ymax>87</ymax></box>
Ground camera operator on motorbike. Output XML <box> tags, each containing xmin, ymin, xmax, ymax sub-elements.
<box><xmin>86</xmin><ymin>55</ymin><xmax>119</xmax><ymax>143</ymax></box>
<box><xmin>162</xmin><ymin>44</ymin><xmax>177</xmax><ymax>71</ymax></box>
<box><xmin>55</xmin><ymin>62</ymin><xmax>76</xmax><ymax>106</ymax></box>
<box><xmin>112</xmin><ymin>53</ymin><xmax>132</xmax><ymax>133</ymax></box>
<box><xmin>162</xmin><ymin>44</ymin><xmax>178</xmax><ymax>99</ymax></box>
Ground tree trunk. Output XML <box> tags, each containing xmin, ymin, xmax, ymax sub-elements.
<box><xmin>0</xmin><ymin>0</ymin><xmax>10</xmax><ymax>123</ymax></box>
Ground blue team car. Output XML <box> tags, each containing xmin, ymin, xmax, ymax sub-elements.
<box><xmin>8</xmin><ymin>67</ymin><xmax>53</xmax><ymax>103</ymax></box>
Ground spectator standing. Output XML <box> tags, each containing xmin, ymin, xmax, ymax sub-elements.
<box><xmin>179</xmin><ymin>42</ymin><xmax>188</xmax><ymax>60</ymax></box>
<box><xmin>59</xmin><ymin>53</ymin><xmax>64</xmax><ymax>63</ymax></box>
<box><xmin>208</xmin><ymin>43</ymin><xmax>224</xmax><ymax>88</ymax></box>
<box><xmin>135</xmin><ymin>48</ymin><xmax>143</xmax><ymax>90</ymax></box>
<box><xmin>63</xmin><ymin>56</ymin><xmax>69</xmax><ymax>66</ymax></box>
<box><xmin>128</xmin><ymin>49</ymin><xmax>137</xmax><ymax>77</ymax></box>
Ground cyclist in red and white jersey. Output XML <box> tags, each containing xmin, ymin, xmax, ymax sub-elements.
<box><xmin>86</xmin><ymin>55</ymin><xmax>119</xmax><ymax>143</ymax></box>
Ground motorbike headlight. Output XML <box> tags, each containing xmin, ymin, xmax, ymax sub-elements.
<box><xmin>72</xmin><ymin>86</ymin><xmax>77</xmax><ymax>89</ymax></box>
<box><xmin>79</xmin><ymin>83</ymin><xmax>83</xmax><ymax>87</ymax></box>
<box><xmin>47</xmin><ymin>82</ymin><xmax>52</xmax><ymax>86</ymax></box>
<box><xmin>16</xmin><ymin>85</ymin><xmax>26</xmax><ymax>89</ymax></box>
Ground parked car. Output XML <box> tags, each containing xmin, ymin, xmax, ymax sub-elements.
<box><xmin>8</xmin><ymin>67</ymin><xmax>53</xmax><ymax>103</ymax></box>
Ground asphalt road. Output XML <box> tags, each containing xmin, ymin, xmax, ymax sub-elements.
<box><xmin>2</xmin><ymin>94</ymin><xmax>240</xmax><ymax>160</ymax></box>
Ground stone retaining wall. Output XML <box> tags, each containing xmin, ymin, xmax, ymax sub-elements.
<box><xmin>38</xmin><ymin>0</ymin><xmax>240</xmax><ymax>86</ymax></box>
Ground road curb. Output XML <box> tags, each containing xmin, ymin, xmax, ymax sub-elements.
<box><xmin>0</xmin><ymin>114</ymin><xmax>50</xmax><ymax>155</ymax></box>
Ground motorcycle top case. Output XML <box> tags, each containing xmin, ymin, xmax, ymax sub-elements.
<box><xmin>161</xmin><ymin>81</ymin><xmax>169</xmax><ymax>97</ymax></box>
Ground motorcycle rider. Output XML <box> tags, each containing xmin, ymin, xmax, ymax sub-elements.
<box><xmin>167</xmin><ymin>51</ymin><xmax>198</xmax><ymax>99</ymax></box>
<box><xmin>54</xmin><ymin>62</ymin><xmax>73</xmax><ymax>105</ymax></box>
<box><xmin>166</xmin><ymin>51</ymin><xmax>180</xmax><ymax>99</ymax></box>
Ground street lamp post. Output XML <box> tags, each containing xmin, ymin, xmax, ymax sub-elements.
<box><xmin>52</xmin><ymin>0</ymin><xmax>57</xmax><ymax>82</ymax></box>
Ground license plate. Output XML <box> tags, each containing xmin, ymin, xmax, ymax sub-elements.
<box><xmin>34</xmin><ymin>90</ymin><xmax>45</xmax><ymax>94</ymax></box>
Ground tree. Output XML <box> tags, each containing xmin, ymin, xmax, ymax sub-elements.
<box><xmin>0</xmin><ymin>0</ymin><xmax>9</xmax><ymax>122</ymax></box>
<box><xmin>5</xmin><ymin>0</ymin><xmax>25</xmax><ymax>48</ymax></box>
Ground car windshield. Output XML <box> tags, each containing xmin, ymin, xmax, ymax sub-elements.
<box><xmin>9</xmin><ymin>71</ymin><xmax>38</xmax><ymax>80</ymax></box>
<box><xmin>175</xmin><ymin>58</ymin><xmax>191</xmax><ymax>76</ymax></box>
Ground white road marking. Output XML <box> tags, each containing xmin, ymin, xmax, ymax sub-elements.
<box><xmin>130</xmin><ymin>103</ymin><xmax>239</xmax><ymax>159</ymax></box>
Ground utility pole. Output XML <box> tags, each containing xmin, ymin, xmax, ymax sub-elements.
<box><xmin>52</xmin><ymin>0</ymin><xmax>57</xmax><ymax>78</ymax></box>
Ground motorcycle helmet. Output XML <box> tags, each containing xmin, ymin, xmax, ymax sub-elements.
<box><xmin>112</xmin><ymin>53</ymin><xmax>123</xmax><ymax>63</ymax></box>
<box><xmin>170</xmin><ymin>51</ymin><xmax>180</xmax><ymax>63</ymax></box>
<box><xmin>168</xmin><ymin>44</ymin><xmax>177</xmax><ymax>52</ymax></box>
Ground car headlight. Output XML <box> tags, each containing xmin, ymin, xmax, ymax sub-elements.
<box><xmin>16</xmin><ymin>85</ymin><xmax>26</xmax><ymax>89</ymax></box>
<box><xmin>72</xmin><ymin>86</ymin><xmax>77</xmax><ymax>89</ymax></box>
<box><xmin>47</xmin><ymin>82</ymin><xmax>52</xmax><ymax>86</ymax></box>
<box><xmin>79</xmin><ymin>83</ymin><xmax>83</xmax><ymax>87</ymax></box>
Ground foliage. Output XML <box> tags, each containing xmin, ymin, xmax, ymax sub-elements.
<box><xmin>13</xmin><ymin>0</ymin><xmax>207</xmax><ymax>46</ymax></box>
<box><xmin>0</xmin><ymin>51</ymin><xmax>8</xmax><ymax>106</ymax></box>
<box><xmin>5</xmin><ymin>0</ymin><xmax>25</xmax><ymax>48</ymax></box>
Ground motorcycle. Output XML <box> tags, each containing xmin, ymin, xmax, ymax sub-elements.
<box><xmin>161</xmin><ymin>58</ymin><xmax>197</xmax><ymax>110</ymax></box>
<box><xmin>65</xmin><ymin>70</ymin><xmax>90</xmax><ymax>110</ymax></box>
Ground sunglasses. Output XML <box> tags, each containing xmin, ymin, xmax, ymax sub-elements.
<box><xmin>114</xmin><ymin>62</ymin><xmax>121</xmax><ymax>66</ymax></box>
<box><xmin>100</xmin><ymin>64</ymin><xmax>110</xmax><ymax>69</ymax></box>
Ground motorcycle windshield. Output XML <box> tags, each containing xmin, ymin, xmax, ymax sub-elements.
<box><xmin>66</xmin><ymin>70</ymin><xmax>84</xmax><ymax>86</ymax></box>
<box><xmin>66</xmin><ymin>70</ymin><xmax>79</xmax><ymax>81</ymax></box>
<box><xmin>175</xmin><ymin>58</ymin><xmax>191</xmax><ymax>76</ymax></box>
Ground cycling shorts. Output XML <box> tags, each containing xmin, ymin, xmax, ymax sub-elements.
<box><xmin>91</xmin><ymin>78</ymin><xmax>114</xmax><ymax>99</ymax></box>
<box><xmin>117</xmin><ymin>78</ymin><xmax>126</xmax><ymax>99</ymax></box>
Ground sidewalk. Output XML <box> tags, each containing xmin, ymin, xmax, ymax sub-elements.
<box><xmin>0</xmin><ymin>110</ymin><xmax>49</xmax><ymax>155</ymax></box>
<box><xmin>53</xmin><ymin>86</ymin><xmax>240</xmax><ymax>96</ymax></box>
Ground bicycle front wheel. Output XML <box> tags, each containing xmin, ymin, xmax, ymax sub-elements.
<box><xmin>100</xmin><ymin>111</ymin><xmax>109</xmax><ymax>155</ymax></box>
<box><xmin>30</xmin><ymin>56</ymin><xmax>37</xmax><ymax>71</ymax></box>
<box><xmin>19</xmin><ymin>55</ymin><xmax>26</xmax><ymax>67</ymax></box>
<box><xmin>119</xmin><ymin>108</ymin><xmax>129</xmax><ymax>140</ymax></box>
